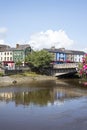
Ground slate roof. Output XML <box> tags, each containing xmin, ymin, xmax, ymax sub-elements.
<box><xmin>0</xmin><ymin>44</ymin><xmax>31</xmax><ymax>51</ymax></box>
<box><xmin>70</xmin><ymin>50</ymin><xmax>85</xmax><ymax>55</ymax></box>
<box><xmin>0</xmin><ymin>44</ymin><xmax>11</xmax><ymax>51</ymax></box>
<box><xmin>13</xmin><ymin>44</ymin><xmax>31</xmax><ymax>51</ymax></box>
<box><xmin>44</xmin><ymin>48</ymin><xmax>86</xmax><ymax>55</ymax></box>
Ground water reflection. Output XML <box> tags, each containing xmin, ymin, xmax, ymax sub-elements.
<box><xmin>0</xmin><ymin>79</ymin><xmax>87</xmax><ymax>107</ymax></box>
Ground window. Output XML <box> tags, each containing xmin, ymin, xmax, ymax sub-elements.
<box><xmin>7</xmin><ymin>57</ymin><xmax>9</xmax><ymax>61</ymax></box>
<box><xmin>4</xmin><ymin>57</ymin><xmax>6</xmax><ymax>61</ymax></box>
<box><xmin>4</xmin><ymin>52</ymin><xmax>6</xmax><ymax>55</ymax></box>
<box><xmin>10</xmin><ymin>57</ymin><xmax>12</xmax><ymax>61</ymax></box>
<box><xmin>7</xmin><ymin>52</ymin><xmax>9</xmax><ymax>55</ymax></box>
<box><xmin>14</xmin><ymin>52</ymin><xmax>17</xmax><ymax>55</ymax></box>
<box><xmin>1</xmin><ymin>57</ymin><xmax>2</xmax><ymax>61</ymax></box>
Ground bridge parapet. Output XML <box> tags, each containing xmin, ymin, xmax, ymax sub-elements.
<box><xmin>53</xmin><ymin>63</ymin><xmax>78</xmax><ymax>69</ymax></box>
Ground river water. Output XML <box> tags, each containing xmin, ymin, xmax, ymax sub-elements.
<box><xmin>0</xmin><ymin>79</ymin><xmax>87</xmax><ymax>130</ymax></box>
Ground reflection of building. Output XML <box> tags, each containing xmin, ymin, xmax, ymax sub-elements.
<box><xmin>1</xmin><ymin>87</ymin><xmax>86</xmax><ymax>107</ymax></box>
<box><xmin>0</xmin><ymin>92</ymin><xmax>13</xmax><ymax>100</ymax></box>
<box><xmin>53</xmin><ymin>87</ymin><xmax>87</xmax><ymax>103</ymax></box>
<box><xmin>0</xmin><ymin>89</ymin><xmax>54</xmax><ymax>106</ymax></box>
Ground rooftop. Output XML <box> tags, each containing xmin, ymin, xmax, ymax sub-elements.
<box><xmin>44</xmin><ymin>48</ymin><xmax>86</xmax><ymax>55</ymax></box>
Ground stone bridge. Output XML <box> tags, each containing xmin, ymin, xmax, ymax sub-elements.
<box><xmin>52</xmin><ymin>63</ymin><xmax>78</xmax><ymax>77</ymax></box>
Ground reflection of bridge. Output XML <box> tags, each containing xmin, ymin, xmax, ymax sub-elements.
<box><xmin>53</xmin><ymin>63</ymin><xmax>78</xmax><ymax>77</ymax></box>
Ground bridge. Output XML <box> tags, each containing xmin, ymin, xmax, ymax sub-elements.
<box><xmin>0</xmin><ymin>62</ymin><xmax>79</xmax><ymax>77</ymax></box>
<box><xmin>52</xmin><ymin>63</ymin><xmax>78</xmax><ymax>77</ymax></box>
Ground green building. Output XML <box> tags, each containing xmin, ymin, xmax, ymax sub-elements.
<box><xmin>13</xmin><ymin>44</ymin><xmax>31</xmax><ymax>64</ymax></box>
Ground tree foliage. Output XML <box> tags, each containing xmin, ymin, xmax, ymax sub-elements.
<box><xmin>16</xmin><ymin>60</ymin><xmax>22</xmax><ymax>66</ymax></box>
<box><xmin>15</xmin><ymin>60</ymin><xmax>22</xmax><ymax>69</ymax></box>
<box><xmin>26</xmin><ymin>50</ymin><xmax>53</xmax><ymax>68</ymax></box>
<box><xmin>26</xmin><ymin>50</ymin><xmax>53</xmax><ymax>67</ymax></box>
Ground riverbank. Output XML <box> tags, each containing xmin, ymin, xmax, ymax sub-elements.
<box><xmin>0</xmin><ymin>74</ymin><xmax>57</xmax><ymax>87</ymax></box>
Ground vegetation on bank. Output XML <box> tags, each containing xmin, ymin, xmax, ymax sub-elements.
<box><xmin>9</xmin><ymin>71</ymin><xmax>55</xmax><ymax>80</ymax></box>
<box><xmin>79</xmin><ymin>54</ymin><xmax>87</xmax><ymax>80</ymax></box>
<box><xmin>25</xmin><ymin>50</ymin><xmax>53</xmax><ymax>75</ymax></box>
<box><xmin>10</xmin><ymin>71</ymin><xmax>41</xmax><ymax>78</ymax></box>
<box><xmin>0</xmin><ymin>72</ymin><xmax>3</xmax><ymax>76</ymax></box>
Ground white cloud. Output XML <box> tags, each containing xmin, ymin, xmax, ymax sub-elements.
<box><xmin>0</xmin><ymin>27</ymin><xmax>8</xmax><ymax>45</ymax></box>
<box><xmin>0</xmin><ymin>27</ymin><xmax>7</xmax><ymax>33</ymax></box>
<box><xmin>0</xmin><ymin>27</ymin><xmax>8</xmax><ymax>39</ymax></box>
<box><xmin>0</xmin><ymin>40</ymin><xmax>6</xmax><ymax>44</ymax></box>
<box><xmin>28</xmin><ymin>29</ymin><xmax>74</xmax><ymax>50</ymax></box>
<box><xmin>82</xmin><ymin>48</ymin><xmax>87</xmax><ymax>53</ymax></box>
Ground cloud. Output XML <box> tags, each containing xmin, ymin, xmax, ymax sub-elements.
<box><xmin>0</xmin><ymin>40</ymin><xmax>6</xmax><ymax>44</ymax></box>
<box><xmin>82</xmin><ymin>48</ymin><xmax>87</xmax><ymax>53</ymax></box>
<box><xmin>29</xmin><ymin>29</ymin><xmax>74</xmax><ymax>50</ymax></box>
<box><xmin>0</xmin><ymin>27</ymin><xmax>8</xmax><ymax>45</ymax></box>
<box><xmin>0</xmin><ymin>27</ymin><xmax>7</xmax><ymax>33</ymax></box>
<box><xmin>0</xmin><ymin>27</ymin><xmax>8</xmax><ymax>39</ymax></box>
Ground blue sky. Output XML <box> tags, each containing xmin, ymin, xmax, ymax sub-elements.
<box><xmin>0</xmin><ymin>0</ymin><xmax>87</xmax><ymax>51</ymax></box>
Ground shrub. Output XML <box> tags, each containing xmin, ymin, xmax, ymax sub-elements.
<box><xmin>79</xmin><ymin>54</ymin><xmax>87</xmax><ymax>79</ymax></box>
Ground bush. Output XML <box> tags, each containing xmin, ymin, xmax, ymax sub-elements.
<box><xmin>0</xmin><ymin>72</ymin><xmax>3</xmax><ymax>76</ymax></box>
<box><xmin>79</xmin><ymin>54</ymin><xmax>87</xmax><ymax>79</ymax></box>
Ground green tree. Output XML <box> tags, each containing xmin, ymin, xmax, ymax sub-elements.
<box><xmin>15</xmin><ymin>60</ymin><xmax>22</xmax><ymax>69</ymax></box>
<box><xmin>25</xmin><ymin>50</ymin><xmax>53</xmax><ymax>74</ymax></box>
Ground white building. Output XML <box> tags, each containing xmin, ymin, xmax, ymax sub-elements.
<box><xmin>0</xmin><ymin>51</ymin><xmax>13</xmax><ymax>62</ymax></box>
<box><xmin>0</xmin><ymin>45</ymin><xmax>15</xmax><ymax>70</ymax></box>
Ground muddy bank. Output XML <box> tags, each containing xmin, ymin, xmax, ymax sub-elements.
<box><xmin>0</xmin><ymin>75</ymin><xmax>57</xmax><ymax>87</ymax></box>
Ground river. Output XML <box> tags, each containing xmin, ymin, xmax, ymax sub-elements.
<box><xmin>0</xmin><ymin>79</ymin><xmax>87</xmax><ymax>130</ymax></box>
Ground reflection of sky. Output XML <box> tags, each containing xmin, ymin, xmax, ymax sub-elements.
<box><xmin>0</xmin><ymin>82</ymin><xmax>87</xmax><ymax>129</ymax></box>
<box><xmin>0</xmin><ymin>97</ymin><xmax>87</xmax><ymax>130</ymax></box>
<box><xmin>55</xmin><ymin>91</ymin><xmax>65</xmax><ymax>99</ymax></box>
<box><xmin>47</xmin><ymin>101</ymin><xmax>64</xmax><ymax>107</ymax></box>
<box><xmin>0</xmin><ymin>102</ymin><xmax>6</xmax><ymax>107</ymax></box>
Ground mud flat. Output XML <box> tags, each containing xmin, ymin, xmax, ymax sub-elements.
<box><xmin>0</xmin><ymin>75</ymin><xmax>57</xmax><ymax>87</ymax></box>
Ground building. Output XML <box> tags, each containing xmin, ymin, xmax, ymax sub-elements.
<box><xmin>0</xmin><ymin>44</ymin><xmax>31</xmax><ymax>69</ymax></box>
<box><xmin>0</xmin><ymin>49</ymin><xmax>13</xmax><ymax>62</ymax></box>
<box><xmin>0</xmin><ymin>44</ymin><xmax>10</xmax><ymax>51</ymax></box>
<box><xmin>13</xmin><ymin>44</ymin><xmax>31</xmax><ymax>64</ymax></box>
<box><xmin>44</xmin><ymin>47</ymin><xmax>85</xmax><ymax>63</ymax></box>
<box><xmin>0</xmin><ymin>45</ymin><xmax>15</xmax><ymax>69</ymax></box>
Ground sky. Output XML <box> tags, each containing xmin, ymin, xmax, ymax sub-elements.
<box><xmin>0</xmin><ymin>0</ymin><xmax>87</xmax><ymax>51</ymax></box>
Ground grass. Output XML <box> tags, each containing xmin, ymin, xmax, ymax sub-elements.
<box><xmin>9</xmin><ymin>71</ymin><xmax>42</xmax><ymax>78</ymax></box>
<box><xmin>22</xmin><ymin>71</ymin><xmax>39</xmax><ymax>77</ymax></box>
<box><xmin>0</xmin><ymin>72</ymin><xmax>4</xmax><ymax>76</ymax></box>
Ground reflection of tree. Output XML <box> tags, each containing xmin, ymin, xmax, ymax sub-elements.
<box><xmin>14</xmin><ymin>89</ymin><xmax>54</xmax><ymax>106</ymax></box>
<box><xmin>0</xmin><ymin>86</ymin><xmax>85</xmax><ymax>107</ymax></box>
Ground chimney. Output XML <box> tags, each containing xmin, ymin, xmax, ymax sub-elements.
<box><xmin>16</xmin><ymin>44</ymin><xmax>19</xmax><ymax>48</ymax></box>
<box><xmin>51</xmin><ymin>46</ymin><xmax>55</xmax><ymax>50</ymax></box>
<box><xmin>59</xmin><ymin>48</ymin><xmax>65</xmax><ymax>51</ymax></box>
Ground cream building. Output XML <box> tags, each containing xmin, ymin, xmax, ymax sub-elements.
<box><xmin>0</xmin><ymin>51</ymin><xmax>13</xmax><ymax>62</ymax></box>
